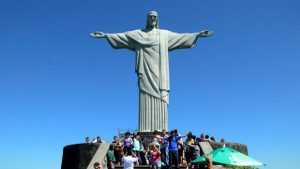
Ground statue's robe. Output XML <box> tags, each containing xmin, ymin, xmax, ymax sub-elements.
<box><xmin>106</xmin><ymin>29</ymin><xmax>198</xmax><ymax>131</ymax></box>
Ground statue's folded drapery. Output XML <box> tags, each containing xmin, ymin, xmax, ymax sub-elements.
<box><xmin>106</xmin><ymin>29</ymin><xmax>198</xmax><ymax>131</ymax></box>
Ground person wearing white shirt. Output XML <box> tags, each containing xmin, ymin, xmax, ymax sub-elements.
<box><xmin>122</xmin><ymin>150</ymin><xmax>138</xmax><ymax>169</ymax></box>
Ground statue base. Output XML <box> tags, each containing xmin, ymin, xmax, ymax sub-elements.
<box><xmin>138</xmin><ymin>131</ymin><xmax>155</xmax><ymax>145</ymax></box>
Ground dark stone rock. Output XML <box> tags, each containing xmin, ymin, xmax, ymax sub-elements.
<box><xmin>210</xmin><ymin>142</ymin><xmax>248</xmax><ymax>155</ymax></box>
<box><xmin>61</xmin><ymin>143</ymin><xmax>100</xmax><ymax>169</ymax></box>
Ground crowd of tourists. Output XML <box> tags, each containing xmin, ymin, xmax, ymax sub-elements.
<box><xmin>87</xmin><ymin>129</ymin><xmax>226</xmax><ymax>169</ymax></box>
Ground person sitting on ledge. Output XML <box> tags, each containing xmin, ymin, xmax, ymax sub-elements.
<box><xmin>97</xmin><ymin>136</ymin><xmax>102</xmax><ymax>143</ymax></box>
<box><xmin>210</xmin><ymin>136</ymin><xmax>215</xmax><ymax>142</ymax></box>
<box><xmin>93</xmin><ymin>137</ymin><xmax>98</xmax><ymax>143</ymax></box>
<box><xmin>85</xmin><ymin>137</ymin><xmax>90</xmax><ymax>143</ymax></box>
<box><xmin>204</xmin><ymin>135</ymin><xmax>210</xmax><ymax>142</ymax></box>
<box><xmin>199</xmin><ymin>133</ymin><xmax>205</xmax><ymax>142</ymax></box>
<box><xmin>221</xmin><ymin>138</ymin><xmax>225</xmax><ymax>143</ymax></box>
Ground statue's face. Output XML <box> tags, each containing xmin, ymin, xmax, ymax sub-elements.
<box><xmin>148</xmin><ymin>13</ymin><xmax>158</xmax><ymax>28</ymax></box>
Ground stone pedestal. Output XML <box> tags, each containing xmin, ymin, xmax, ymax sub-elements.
<box><xmin>138</xmin><ymin>132</ymin><xmax>155</xmax><ymax>145</ymax></box>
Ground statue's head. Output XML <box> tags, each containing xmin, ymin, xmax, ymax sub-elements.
<box><xmin>146</xmin><ymin>11</ymin><xmax>159</xmax><ymax>29</ymax></box>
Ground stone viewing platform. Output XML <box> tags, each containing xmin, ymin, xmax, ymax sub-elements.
<box><xmin>61</xmin><ymin>141</ymin><xmax>248</xmax><ymax>169</ymax></box>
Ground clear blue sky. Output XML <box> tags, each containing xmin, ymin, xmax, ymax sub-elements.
<box><xmin>0</xmin><ymin>0</ymin><xmax>299</xmax><ymax>169</ymax></box>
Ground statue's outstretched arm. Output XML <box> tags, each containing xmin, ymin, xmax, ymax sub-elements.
<box><xmin>198</xmin><ymin>30</ymin><xmax>214</xmax><ymax>37</ymax></box>
<box><xmin>90</xmin><ymin>32</ymin><xmax>106</xmax><ymax>38</ymax></box>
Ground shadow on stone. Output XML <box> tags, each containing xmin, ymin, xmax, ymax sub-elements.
<box><xmin>61</xmin><ymin>143</ymin><xmax>110</xmax><ymax>169</ymax></box>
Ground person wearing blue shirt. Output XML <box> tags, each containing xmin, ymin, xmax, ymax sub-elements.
<box><xmin>158</xmin><ymin>130</ymin><xmax>187</xmax><ymax>169</ymax></box>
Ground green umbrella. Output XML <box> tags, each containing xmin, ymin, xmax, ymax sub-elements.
<box><xmin>192</xmin><ymin>146</ymin><xmax>264</xmax><ymax>166</ymax></box>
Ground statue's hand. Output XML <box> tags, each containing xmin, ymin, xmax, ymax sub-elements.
<box><xmin>198</xmin><ymin>30</ymin><xmax>214</xmax><ymax>37</ymax></box>
<box><xmin>90</xmin><ymin>32</ymin><xmax>106</xmax><ymax>38</ymax></box>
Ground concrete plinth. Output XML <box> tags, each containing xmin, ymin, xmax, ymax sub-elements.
<box><xmin>138</xmin><ymin>132</ymin><xmax>155</xmax><ymax>145</ymax></box>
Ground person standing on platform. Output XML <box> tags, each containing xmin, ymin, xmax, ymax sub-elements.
<box><xmin>132</xmin><ymin>134</ymin><xmax>141</xmax><ymax>165</ymax></box>
<box><xmin>161</xmin><ymin>129</ymin><xmax>169</xmax><ymax>166</ymax></box>
<box><xmin>185</xmin><ymin>132</ymin><xmax>195</xmax><ymax>166</ymax></box>
<box><xmin>149</xmin><ymin>143</ymin><xmax>162</xmax><ymax>169</ymax></box>
<box><xmin>140</xmin><ymin>137</ymin><xmax>149</xmax><ymax>165</ymax></box>
<box><xmin>113</xmin><ymin>136</ymin><xmax>123</xmax><ymax>166</ymax></box>
<box><xmin>122</xmin><ymin>150</ymin><xmax>138</xmax><ymax>169</ymax></box>
<box><xmin>166</xmin><ymin>130</ymin><xmax>181</xmax><ymax>169</ymax></box>
<box><xmin>123</xmin><ymin>132</ymin><xmax>133</xmax><ymax>155</ymax></box>
<box><xmin>107</xmin><ymin>144</ymin><xmax>116</xmax><ymax>169</ymax></box>
<box><xmin>156</xmin><ymin>130</ymin><xmax>187</xmax><ymax>169</ymax></box>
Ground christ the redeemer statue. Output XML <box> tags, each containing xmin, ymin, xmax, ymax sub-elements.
<box><xmin>90</xmin><ymin>11</ymin><xmax>213</xmax><ymax>132</ymax></box>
